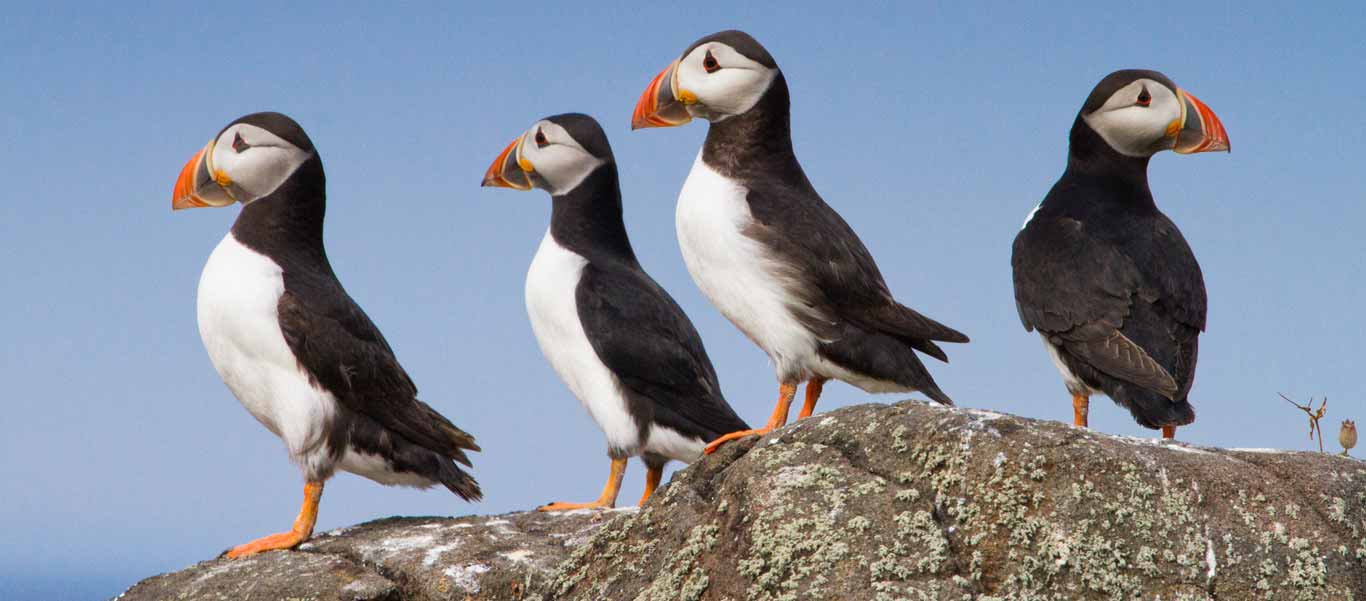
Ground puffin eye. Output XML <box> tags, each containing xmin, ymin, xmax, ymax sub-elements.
<box><xmin>231</xmin><ymin>132</ymin><xmax>251</xmax><ymax>153</ymax></box>
<box><xmin>702</xmin><ymin>50</ymin><xmax>720</xmax><ymax>74</ymax></box>
<box><xmin>534</xmin><ymin>128</ymin><xmax>549</xmax><ymax>148</ymax></box>
<box><xmin>1136</xmin><ymin>87</ymin><xmax>1152</xmax><ymax>107</ymax></box>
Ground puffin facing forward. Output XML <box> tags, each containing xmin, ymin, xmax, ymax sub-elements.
<box><xmin>482</xmin><ymin>114</ymin><xmax>749</xmax><ymax>509</ymax></box>
<box><xmin>632</xmin><ymin>31</ymin><xmax>968</xmax><ymax>453</ymax></box>
<box><xmin>1012</xmin><ymin>70</ymin><xmax>1229</xmax><ymax>438</ymax></box>
<box><xmin>173</xmin><ymin>112</ymin><xmax>480</xmax><ymax>557</ymax></box>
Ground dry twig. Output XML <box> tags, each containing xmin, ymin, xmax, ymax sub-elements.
<box><xmin>1279</xmin><ymin>393</ymin><xmax>1328</xmax><ymax>453</ymax></box>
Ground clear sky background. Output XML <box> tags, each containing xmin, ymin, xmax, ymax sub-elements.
<box><xmin>3</xmin><ymin>2</ymin><xmax>1363</xmax><ymax>599</ymax></box>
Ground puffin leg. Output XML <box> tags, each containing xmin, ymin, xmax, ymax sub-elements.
<box><xmin>224</xmin><ymin>480</ymin><xmax>324</xmax><ymax>559</ymax></box>
<box><xmin>703</xmin><ymin>382</ymin><xmax>798</xmax><ymax>455</ymax></box>
<box><xmin>637</xmin><ymin>465</ymin><xmax>663</xmax><ymax>506</ymax></box>
<box><xmin>797</xmin><ymin>377</ymin><xmax>828</xmax><ymax>420</ymax></box>
<box><xmin>1161</xmin><ymin>425</ymin><xmax>1177</xmax><ymax>439</ymax></box>
<box><xmin>538</xmin><ymin>457</ymin><xmax>627</xmax><ymax>511</ymax></box>
<box><xmin>1072</xmin><ymin>394</ymin><xmax>1090</xmax><ymax>428</ymax></box>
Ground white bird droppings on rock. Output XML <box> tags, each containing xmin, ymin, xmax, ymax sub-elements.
<box><xmin>423</xmin><ymin>542</ymin><xmax>464</xmax><ymax>567</ymax></box>
<box><xmin>500</xmin><ymin>549</ymin><xmax>535</xmax><ymax>563</ymax></box>
<box><xmin>443</xmin><ymin>563</ymin><xmax>490</xmax><ymax>593</ymax></box>
<box><xmin>356</xmin><ymin>534</ymin><xmax>435</xmax><ymax>563</ymax></box>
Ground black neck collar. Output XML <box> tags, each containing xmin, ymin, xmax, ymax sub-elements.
<box><xmin>230</xmin><ymin>155</ymin><xmax>332</xmax><ymax>271</ymax></box>
<box><xmin>700</xmin><ymin>72</ymin><xmax>801</xmax><ymax>180</ymax></box>
<box><xmin>548</xmin><ymin>165</ymin><xmax>637</xmax><ymax>265</ymax></box>
<box><xmin>1064</xmin><ymin>116</ymin><xmax>1154</xmax><ymax>201</ymax></box>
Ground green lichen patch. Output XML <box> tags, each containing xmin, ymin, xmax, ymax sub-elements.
<box><xmin>542</xmin><ymin>401</ymin><xmax>1366</xmax><ymax>601</ymax></box>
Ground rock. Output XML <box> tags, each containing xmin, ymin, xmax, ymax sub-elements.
<box><xmin>119</xmin><ymin>400</ymin><xmax>1366</xmax><ymax>600</ymax></box>
<box><xmin>116</xmin><ymin>510</ymin><xmax>617</xmax><ymax>601</ymax></box>
<box><xmin>116</xmin><ymin>549</ymin><xmax>401</xmax><ymax>601</ymax></box>
<box><xmin>547</xmin><ymin>401</ymin><xmax>1366</xmax><ymax>601</ymax></box>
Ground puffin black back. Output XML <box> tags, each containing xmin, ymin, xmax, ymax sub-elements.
<box><xmin>1012</xmin><ymin>69</ymin><xmax>1227</xmax><ymax>438</ymax></box>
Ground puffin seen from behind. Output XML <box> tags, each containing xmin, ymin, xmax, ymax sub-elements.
<box><xmin>173</xmin><ymin>112</ymin><xmax>481</xmax><ymax>557</ymax></box>
<box><xmin>631</xmin><ymin>30</ymin><xmax>969</xmax><ymax>454</ymax></box>
<box><xmin>481</xmin><ymin>113</ymin><xmax>749</xmax><ymax>510</ymax></box>
<box><xmin>1012</xmin><ymin>70</ymin><xmax>1229</xmax><ymax>438</ymax></box>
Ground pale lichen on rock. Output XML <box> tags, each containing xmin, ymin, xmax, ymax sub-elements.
<box><xmin>120</xmin><ymin>400</ymin><xmax>1366</xmax><ymax>601</ymax></box>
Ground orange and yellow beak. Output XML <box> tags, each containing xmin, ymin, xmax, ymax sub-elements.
<box><xmin>631</xmin><ymin>59</ymin><xmax>693</xmax><ymax>130</ymax></box>
<box><xmin>1171</xmin><ymin>88</ymin><xmax>1230</xmax><ymax>154</ymax></box>
<box><xmin>480</xmin><ymin>135</ymin><xmax>534</xmax><ymax>190</ymax></box>
<box><xmin>172</xmin><ymin>141</ymin><xmax>237</xmax><ymax>210</ymax></box>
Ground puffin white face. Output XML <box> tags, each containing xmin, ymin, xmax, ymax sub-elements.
<box><xmin>205</xmin><ymin>123</ymin><xmax>312</xmax><ymax>204</ymax></box>
<box><xmin>515</xmin><ymin>121</ymin><xmax>605</xmax><ymax>195</ymax></box>
<box><xmin>482</xmin><ymin>119</ymin><xmax>605</xmax><ymax>196</ymax></box>
<box><xmin>173</xmin><ymin>117</ymin><xmax>315</xmax><ymax>210</ymax></box>
<box><xmin>671</xmin><ymin>42</ymin><xmax>777</xmax><ymax>122</ymax></box>
<box><xmin>1083</xmin><ymin>79</ymin><xmax>1183</xmax><ymax>157</ymax></box>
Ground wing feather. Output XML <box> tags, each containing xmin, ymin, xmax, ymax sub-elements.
<box><xmin>277</xmin><ymin>287</ymin><xmax>478</xmax><ymax>462</ymax></box>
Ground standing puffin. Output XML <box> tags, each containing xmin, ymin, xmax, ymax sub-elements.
<box><xmin>173</xmin><ymin>112</ymin><xmax>480</xmax><ymax>557</ymax></box>
<box><xmin>481</xmin><ymin>113</ymin><xmax>749</xmax><ymax>509</ymax></box>
<box><xmin>1012</xmin><ymin>70</ymin><xmax>1229</xmax><ymax>438</ymax></box>
<box><xmin>631</xmin><ymin>30</ymin><xmax>968</xmax><ymax>453</ymax></box>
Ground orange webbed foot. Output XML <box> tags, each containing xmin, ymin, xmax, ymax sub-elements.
<box><xmin>538</xmin><ymin>457</ymin><xmax>627</xmax><ymax>511</ymax></box>
<box><xmin>536</xmin><ymin>499</ymin><xmax>615</xmax><ymax>512</ymax></box>
<box><xmin>224</xmin><ymin>530</ymin><xmax>311</xmax><ymax>558</ymax></box>
<box><xmin>223</xmin><ymin>480</ymin><xmax>323</xmax><ymax>560</ymax></box>
<box><xmin>702</xmin><ymin>426</ymin><xmax>774</xmax><ymax>455</ymax></box>
<box><xmin>706</xmin><ymin>383</ymin><xmax>800</xmax><ymax>454</ymax></box>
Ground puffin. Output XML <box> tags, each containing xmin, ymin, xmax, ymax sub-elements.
<box><xmin>172</xmin><ymin>112</ymin><xmax>481</xmax><ymax>557</ymax></box>
<box><xmin>481</xmin><ymin>113</ymin><xmax>749</xmax><ymax>510</ymax></box>
<box><xmin>1011</xmin><ymin>70</ymin><xmax>1230</xmax><ymax>438</ymax></box>
<box><xmin>631</xmin><ymin>30</ymin><xmax>968</xmax><ymax>454</ymax></box>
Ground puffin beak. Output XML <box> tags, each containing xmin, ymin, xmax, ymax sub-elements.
<box><xmin>631</xmin><ymin>59</ymin><xmax>693</xmax><ymax>130</ymax></box>
<box><xmin>480</xmin><ymin>135</ymin><xmax>533</xmax><ymax>190</ymax></box>
<box><xmin>172</xmin><ymin>141</ymin><xmax>236</xmax><ymax>210</ymax></box>
<box><xmin>1171</xmin><ymin>88</ymin><xmax>1230</xmax><ymax>154</ymax></box>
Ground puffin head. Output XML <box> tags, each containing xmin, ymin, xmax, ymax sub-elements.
<box><xmin>172</xmin><ymin>112</ymin><xmax>317</xmax><ymax>210</ymax></box>
<box><xmin>481</xmin><ymin>113</ymin><xmax>614</xmax><ymax>196</ymax></box>
<box><xmin>1077</xmin><ymin>69</ymin><xmax>1229</xmax><ymax>158</ymax></box>
<box><xmin>631</xmin><ymin>30</ymin><xmax>780</xmax><ymax>129</ymax></box>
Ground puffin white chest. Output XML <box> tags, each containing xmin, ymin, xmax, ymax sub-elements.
<box><xmin>524</xmin><ymin>230</ymin><xmax>639</xmax><ymax>452</ymax></box>
<box><xmin>196</xmin><ymin>234</ymin><xmax>336</xmax><ymax>459</ymax></box>
<box><xmin>675</xmin><ymin>153</ymin><xmax>818</xmax><ymax>378</ymax></box>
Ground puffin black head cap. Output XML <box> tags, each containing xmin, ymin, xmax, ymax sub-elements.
<box><xmin>173</xmin><ymin>112</ymin><xmax>317</xmax><ymax>210</ymax></box>
<box><xmin>632</xmin><ymin>30</ymin><xmax>780</xmax><ymax>129</ymax></box>
<box><xmin>481</xmin><ymin>113</ymin><xmax>614</xmax><ymax>196</ymax></box>
<box><xmin>1079</xmin><ymin>69</ymin><xmax>1229</xmax><ymax>158</ymax></box>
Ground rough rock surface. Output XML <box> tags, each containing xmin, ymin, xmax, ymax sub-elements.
<box><xmin>116</xmin><ymin>510</ymin><xmax>618</xmax><ymax>601</ymax></box>
<box><xmin>120</xmin><ymin>400</ymin><xmax>1366</xmax><ymax>601</ymax></box>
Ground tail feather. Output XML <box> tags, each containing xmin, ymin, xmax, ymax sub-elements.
<box><xmin>339</xmin><ymin>411</ymin><xmax>483</xmax><ymax>501</ymax></box>
<box><xmin>921</xmin><ymin>383</ymin><xmax>955</xmax><ymax>407</ymax></box>
<box><xmin>1116</xmin><ymin>385</ymin><xmax>1195</xmax><ymax>430</ymax></box>
<box><xmin>438</xmin><ymin>463</ymin><xmax>483</xmax><ymax>502</ymax></box>
<box><xmin>906</xmin><ymin>338</ymin><xmax>948</xmax><ymax>363</ymax></box>
<box><xmin>417</xmin><ymin>400</ymin><xmax>481</xmax><ymax>464</ymax></box>
<box><xmin>819</xmin><ymin>326</ymin><xmax>956</xmax><ymax>405</ymax></box>
<box><xmin>867</xmin><ymin>303</ymin><xmax>970</xmax><ymax>344</ymax></box>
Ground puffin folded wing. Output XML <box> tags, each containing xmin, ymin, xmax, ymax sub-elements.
<box><xmin>1013</xmin><ymin>216</ymin><xmax>1142</xmax><ymax>333</ymax></box>
<box><xmin>742</xmin><ymin>186</ymin><xmax>969</xmax><ymax>354</ymax></box>
<box><xmin>277</xmin><ymin>291</ymin><xmax>480</xmax><ymax>465</ymax></box>
<box><xmin>1059</xmin><ymin>331</ymin><xmax>1179</xmax><ymax>399</ymax></box>
<box><xmin>576</xmin><ymin>266</ymin><xmax>749</xmax><ymax>438</ymax></box>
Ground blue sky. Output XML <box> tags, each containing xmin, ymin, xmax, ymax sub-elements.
<box><xmin>2</xmin><ymin>2</ymin><xmax>1363</xmax><ymax>598</ymax></box>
